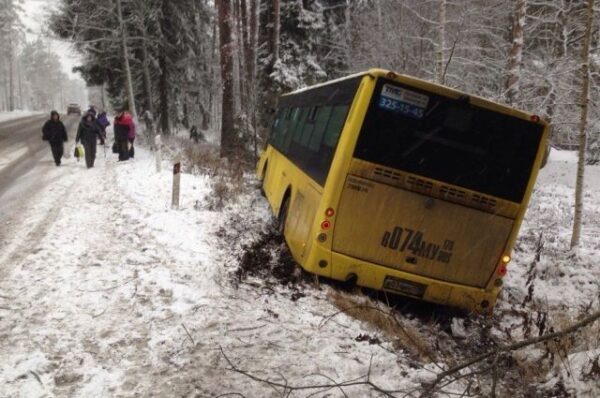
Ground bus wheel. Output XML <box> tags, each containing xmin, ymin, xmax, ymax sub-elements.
<box><xmin>277</xmin><ymin>196</ymin><xmax>290</xmax><ymax>235</ymax></box>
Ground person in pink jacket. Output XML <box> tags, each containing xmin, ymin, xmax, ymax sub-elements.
<box><xmin>114</xmin><ymin>109</ymin><xmax>136</xmax><ymax>161</ymax></box>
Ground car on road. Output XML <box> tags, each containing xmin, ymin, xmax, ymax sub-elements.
<box><xmin>67</xmin><ymin>104</ymin><xmax>82</xmax><ymax>115</ymax></box>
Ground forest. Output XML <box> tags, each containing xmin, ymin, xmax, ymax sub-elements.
<box><xmin>2</xmin><ymin>0</ymin><xmax>592</xmax><ymax>159</ymax></box>
<box><xmin>0</xmin><ymin>1</ymin><xmax>86</xmax><ymax>112</ymax></box>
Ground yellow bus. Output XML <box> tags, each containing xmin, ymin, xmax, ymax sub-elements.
<box><xmin>257</xmin><ymin>69</ymin><xmax>549</xmax><ymax>313</ymax></box>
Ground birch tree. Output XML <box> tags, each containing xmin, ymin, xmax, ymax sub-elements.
<box><xmin>505</xmin><ymin>0</ymin><xmax>526</xmax><ymax>104</ymax></box>
<box><xmin>570</xmin><ymin>0</ymin><xmax>594</xmax><ymax>248</ymax></box>
<box><xmin>436</xmin><ymin>0</ymin><xmax>446</xmax><ymax>84</ymax></box>
<box><xmin>115</xmin><ymin>0</ymin><xmax>137</xmax><ymax>120</ymax></box>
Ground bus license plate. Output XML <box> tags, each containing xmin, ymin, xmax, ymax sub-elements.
<box><xmin>383</xmin><ymin>276</ymin><xmax>427</xmax><ymax>298</ymax></box>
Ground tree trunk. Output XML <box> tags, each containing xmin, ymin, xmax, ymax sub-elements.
<box><xmin>235</xmin><ymin>0</ymin><xmax>246</xmax><ymax>111</ymax></box>
<box><xmin>17</xmin><ymin>56</ymin><xmax>23</xmax><ymax>109</ymax></box>
<box><xmin>208</xmin><ymin>21</ymin><xmax>218</xmax><ymax>131</ymax></box>
<box><xmin>101</xmin><ymin>82</ymin><xmax>106</xmax><ymax>110</ymax></box>
<box><xmin>256</xmin><ymin>0</ymin><xmax>279</xmax><ymax>143</ymax></box>
<box><xmin>272</xmin><ymin>0</ymin><xmax>280</xmax><ymax>66</ymax></box>
<box><xmin>158</xmin><ymin>0</ymin><xmax>173</xmax><ymax>135</ymax></box>
<box><xmin>116</xmin><ymin>0</ymin><xmax>137</xmax><ymax>121</ymax></box>
<box><xmin>158</xmin><ymin>54</ymin><xmax>170</xmax><ymax>135</ymax></box>
<box><xmin>8</xmin><ymin>34</ymin><xmax>14</xmax><ymax>112</ymax></box>
<box><xmin>249</xmin><ymin>0</ymin><xmax>258</xmax><ymax>84</ymax></box>
<box><xmin>140</xmin><ymin>31</ymin><xmax>154</xmax><ymax>115</ymax></box>
<box><xmin>249</xmin><ymin>0</ymin><xmax>259</xmax><ymax>156</ymax></box>
<box><xmin>505</xmin><ymin>0</ymin><xmax>526</xmax><ymax>104</ymax></box>
<box><xmin>218</xmin><ymin>0</ymin><xmax>237</xmax><ymax>157</ymax></box>
<box><xmin>436</xmin><ymin>0</ymin><xmax>446</xmax><ymax>84</ymax></box>
<box><xmin>571</xmin><ymin>0</ymin><xmax>594</xmax><ymax>249</ymax></box>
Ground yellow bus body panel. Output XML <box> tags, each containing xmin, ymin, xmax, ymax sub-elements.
<box><xmin>332</xmin><ymin>173</ymin><xmax>514</xmax><ymax>288</ymax></box>
<box><xmin>257</xmin><ymin>69</ymin><xmax>550</xmax><ymax>313</ymax></box>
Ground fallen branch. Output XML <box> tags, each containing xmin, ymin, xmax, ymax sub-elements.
<box><xmin>420</xmin><ymin>309</ymin><xmax>600</xmax><ymax>397</ymax></box>
<box><xmin>218</xmin><ymin>345</ymin><xmax>406</xmax><ymax>397</ymax></box>
<box><xmin>181</xmin><ymin>323</ymin><xmax>195</xmax><ymax>346</ymax></box>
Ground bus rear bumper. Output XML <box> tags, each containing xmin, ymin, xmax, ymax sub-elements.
<box><xmin>308</xmin><ymin>249</ymin><xmax>500</xmax><ymax>314</ymax></box>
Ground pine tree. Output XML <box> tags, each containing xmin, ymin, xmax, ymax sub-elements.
<box><xmin>218</xmin><ymin>0</ymin><xmax>237</xmax><ymax>157</ymax></box>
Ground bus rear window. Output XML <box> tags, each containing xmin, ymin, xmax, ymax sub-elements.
<box><xmin>354</xmin><ymin>79</ymin><xmax>544</xmax><ymax>203</ymax></box>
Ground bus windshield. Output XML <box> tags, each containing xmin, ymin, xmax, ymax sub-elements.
<box><xmin>354</xmin><ymin>78</ymin><xmax>544</xmax><ymax>203</ymax></box>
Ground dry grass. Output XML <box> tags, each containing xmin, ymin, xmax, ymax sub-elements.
<box><xmin>327</xmin><ymin>290</ymin><xmax>437</xmax><ymax>362</ymax></box>
<box><xmin>162</xmin><ymin>137</ymin><xmax>254</xmax><ymax>211</ymax></box>
<box><xmin>509</xmin><ymin>304</ymin><xmax>600</xmax><ymax>388</ymax></box>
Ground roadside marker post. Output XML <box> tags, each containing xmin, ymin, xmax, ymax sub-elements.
<box><xmin>172</xmin><ymin>156</ymin><xmax>181</xmax><ymax>209</ymax></box>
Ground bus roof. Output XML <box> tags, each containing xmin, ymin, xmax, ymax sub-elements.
<box><xmin>281</xmin><ymin>68</ymin><xmax>545</xmax><ymax>126</ymax></box>
<box><xmin>281</xmin><ymin>71</ymin><xmax>369</xmax><ymax>97</ymax></box>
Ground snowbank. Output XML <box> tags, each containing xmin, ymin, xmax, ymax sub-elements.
<box><xmin>0</xmin><ymin>110</ymin><xmax>43</xmax><ymax>123</ymax></box>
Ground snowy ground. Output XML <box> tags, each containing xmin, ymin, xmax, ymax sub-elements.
<box><xmin>0</xmin><ymin>143</ymin><xmax>598</xmax><ymax>397</ymax></box>
<box><xmin>0</xmin><ymin>111</ymin><xmax>43</xmax><ymax>123</ymax></box>
<box><xmin>0</xmin><ymin>146</ymin><xmax>430</xmax><ymax>397</ymax></box>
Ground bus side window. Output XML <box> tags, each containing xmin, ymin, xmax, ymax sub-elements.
<box><xmin>307</xmin><ymin>105</ymin><xmax>349</xmax><ymax>184</ymax></box>
<box><xmin>308</xmin><ymin>106</ymin><xmax>332</xmax><ymax>151</ymax></box>
<box><xmin>323</xmin><ymin>105</ymin><xmax>350</xmax><ymax>148</ymax></box>
<box><xmin>270</xmin><ymin>108</ymin><xmax>286</xmax><ymax>148</ymax></box>
<box><xmin>282</xmin><ymin>107</ymin><xmax>303</xmax><ymax>154</ymax></box>
<box><xmin>288</xmin><ymin>108</ymin><xmax>308</xmax><ymax>158</ymax></box>
<box><xmin>300</xmin><ymin>107</ymin><xmax>317</xmax><ymax>147</ymax></box>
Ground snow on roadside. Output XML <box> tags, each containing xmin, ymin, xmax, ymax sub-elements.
<box><xmin>1</xmin><ymin>144</ymin><xmax>597</xmax><ymax>397</ymax></box>
<box><xmin>500</xmin><ymin>150</ymin><xmax>600</xmax><ymax>311</ymax></box>
<box><xmin>492</xmin><ymin>149</ymin><xmax>600</xmax><ymax>396</ymax></box>
<box><xmin>113</xmin><ymin>151</ymin><xmax>434</xmax><ymax>396</ymax></box>
<box><xmin>0</xmin><ymin>110</ymin><xmax>43</xmax><ymax>123</ymax></box>
<box><xmin>0</xmin><ymin>148</ymin><xmax>435</xmax><ymax>397</ymax></box>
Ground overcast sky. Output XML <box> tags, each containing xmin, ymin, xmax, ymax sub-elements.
<box><xmin>20</xmin><ymin>0</ymin><xmax>83</xmax><ymax>81</ymax></box>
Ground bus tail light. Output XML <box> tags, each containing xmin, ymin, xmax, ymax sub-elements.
<box><xmin>317</xmin><ymin>233</ymin><xmax>327</xmax><ymax>242</ymax></box>
<box><xmin>498</xmin><ymin>265</ymin><xmax>508</xmax><ymax>277</ymax></box>
<box><xmin>531</xmin><ymin>115</ymin><xmax>540</xmax><ymax>123</ymax></box>
<box><xmin>321</xmin><ymin>220</ymin><xmax>332</xmax><ymax>230</ymax></box>
<box><xmin>325</xmin><ymin>207</ymin><xmax>335</xmax><ymax>217</ymax></box>
<box><xmin>502</xmin><ymin>255</ymin><xmax>511</xmax><ymax>264</ymax></box>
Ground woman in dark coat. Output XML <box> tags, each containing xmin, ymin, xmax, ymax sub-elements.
<box><xmin>42</xmin><ymin>110</ymin><xmax>68</xmax><ymax>166</ymax></box>
<box><xmin>76</xmin><ymin>112</ymin><xmax>102</xmax><ymax>168</ymax></box>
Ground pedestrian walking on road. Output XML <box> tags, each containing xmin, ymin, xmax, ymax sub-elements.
<box><xmin>76</xmin><ymin>112</ymin><xmax>102</xmax><ymax>168</ymax></box>
<box><xmin>96</xmin><ymin>111</ymin><xmax>110</xmax><ymax>145</ymax></box>
<box><xmin>42</xmin><ymin>110</ymin><xmax>68</xmax><ymax>166</ymax></box>
<box><xmin>114</xmin><ymin>109</ymin><xmax>136</xmax><ymax>161</ymax></box>
<box><xmin>87</xmin><ymin>106</ymin><xmax>97</xmax><ymax>117</ymax></box>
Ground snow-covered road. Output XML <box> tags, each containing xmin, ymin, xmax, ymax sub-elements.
<box><xmin>0</xmin><ymin>115</ymin><xmax>79</xmax><ymax>265</ymax></box>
